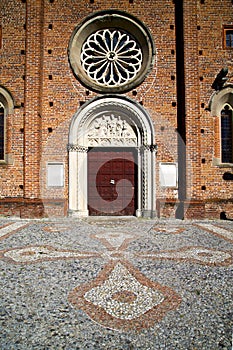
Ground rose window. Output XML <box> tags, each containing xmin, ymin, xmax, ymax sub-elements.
<box><xmin>68</xmin><ymin>11</ymin><xmax>155</xmax><ymax>93</ymax></box>
<box><xmin>80</xmin><ymin>29</ymin><xmax>143</xmax><ymax>87</ymax></box>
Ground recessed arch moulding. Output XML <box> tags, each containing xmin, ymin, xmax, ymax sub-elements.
<box><xmin>0</xmin><ymin>86</ymin><xmax>15</xmax><ymax>114</ymax></box>
<box><xmin>209</xmin><ymin>86</ymin><xmax>233</xmax><ymax>117</ymax></box>
<box><xmin>68</xmin><ymin>95</ymin><xmax>157</xmax><ymax>218</ymax></box>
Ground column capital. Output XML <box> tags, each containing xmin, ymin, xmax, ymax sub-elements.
<box><xmin>67</xmin><ymin>144</ymin><xmax>88</xmax><ymax>153</ymax></box>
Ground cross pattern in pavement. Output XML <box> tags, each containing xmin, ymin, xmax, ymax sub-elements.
<box><xmin>0</xmin><ymin>220</ymin><xmax>232</xmax><ymax>331</ymax></box>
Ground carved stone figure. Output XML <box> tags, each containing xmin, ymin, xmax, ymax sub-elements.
<box><xmin>88</xmin><ymin>114</ymin><xmax>137</xmax><ymax>146</ymax></box>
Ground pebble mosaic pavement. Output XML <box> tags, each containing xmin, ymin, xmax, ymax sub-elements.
<box><xmin>0</xmin><ymin>217</ymin><xmax>232</xmax><ymax>349</ymax></box>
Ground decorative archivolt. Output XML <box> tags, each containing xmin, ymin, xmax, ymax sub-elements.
<box><xmin>68</xmin><ymin>95</ymin><xmax>156</xmax><ymax>217</ymax></box>
<box><xmin>69</xmin><ymin>96</ymin><xmax>155</xmax><ymax>150</ymax></box>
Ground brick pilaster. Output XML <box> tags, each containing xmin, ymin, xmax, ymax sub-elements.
<box><xmin>24</xmin><ymin>0</ymin><xmax>43</xmax><ymax>198</ymax></box>
<box><xmin>183</xmin><ymin>0</ymin><xmax>201</xmax><ymax>200</ymax></box>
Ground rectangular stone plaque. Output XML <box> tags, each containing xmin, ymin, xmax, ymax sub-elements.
<box><xmin>47</xmin><ymin>163</ymin><xmax>64</xmax><ymax>187</ymax></box>
<box><xmin>159</xmin><ymin>162</ymin><xmax>178</xmax><ymax>188</ymax></box>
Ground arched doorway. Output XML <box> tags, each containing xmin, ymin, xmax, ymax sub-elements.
<box><xmin>68</xmin><ymin>95</ymin><xmax>156</xmax><ymax>217</ymax></box>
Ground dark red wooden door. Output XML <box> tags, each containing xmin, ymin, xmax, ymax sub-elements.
<box><xmin>88</xmin><ymin>150</ymin><xmax>137</xmax><ymax>216</ymax></box>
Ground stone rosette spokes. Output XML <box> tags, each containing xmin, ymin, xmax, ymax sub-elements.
<box><xmin>68</xmin><ymin>10</ymin><xmax>155</xmax><ymax>93</ymax></box>
<box><xmin>80</xmin><ymin>29</ymin><xmax>143</xmax><ymax>87</ymax></box>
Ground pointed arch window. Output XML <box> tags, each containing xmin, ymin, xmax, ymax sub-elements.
<box><xmin>221</xmin><ymin>104</ymin><xmax>233</xmax><ymax>163</ymax></box>
<box><xmin>0</xmin><ymin>87</ymin><xmax>14</xmax><ymax>164</ymax></box>
<box><xmin>0</xmin><ymin>103</ymin><xmax>5</xmax><ymax>160</ymax></box>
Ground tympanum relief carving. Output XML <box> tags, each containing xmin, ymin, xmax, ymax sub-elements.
<box><xmin>88</xmin><ymin>114</ymin><xmax>137</xmax><ymax>146</ymax></box>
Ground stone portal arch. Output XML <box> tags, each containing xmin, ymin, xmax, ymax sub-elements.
<box><xmin>68</xmin><ymin>95</ymin><xmax>156</xmax><ymax>217</ymax></box>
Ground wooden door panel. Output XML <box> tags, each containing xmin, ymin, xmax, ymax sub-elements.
<box><xmin>88</xmin><ymin>150</ymin><xmax>137</xmax><ymax>216</ymax></box>
<box><xmin>125</xmin><ymin>162</ymin><xmax>135</xmax><ymax>174</ymax></box>
<box><xmin>112</xmin><ymin>162</ymin><xmax>124</xmax><ymax>174</ymax></box>
<box><xmin>99</xmin><ymin>163</ymin><xmax>112</xmax><ymax>174</ymax></box>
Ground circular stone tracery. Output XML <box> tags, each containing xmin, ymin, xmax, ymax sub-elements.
<box><xmin>80</xmin><ymin>29</ymin><xmax>143</xmax><ymax>87</ymax></box>
<box><xmin>68</xmin><ymin>11</ymin><xmax>155</xmax><ymax>93</ymax></box>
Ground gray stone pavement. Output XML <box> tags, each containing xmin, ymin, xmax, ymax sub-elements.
<box><xmin>0</xmin><ymin>217</ymin><xmax>232</xmax><ymax>349</ymax></box>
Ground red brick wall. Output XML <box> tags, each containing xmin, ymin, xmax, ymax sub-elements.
<box><xmin>197</xmin><ymin>0</ymin><xmax>233</xmax><ymax>218</ymax></box>
<box><xmin>0</xmin><ymin>0</ymin><xmax>232</xmax><ymax>218</ymax></box>
<box><xmin>0</xmin><ymin>0</ymin><xmax>26</xmax><ymax>199</ymax></box>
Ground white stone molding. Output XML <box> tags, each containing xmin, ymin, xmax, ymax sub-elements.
<box><xmin>208</xmin><ymin>85</ymin><xmax>233</xmax><ymax>166</ymax></box>
<box><xmin>67</xmin><ymin>144</ymin><xmax>88</xmax><ymax>152</ymax></box>
<box><xmin>0</xmin><ymin>86</ymin><xmax>15</xmax><ymax>114</ymax></box>
<box><xmin>209</xmin><ymin>85</ymin><xmax>233</xmax><ymax>117</ymax></box>
<box><xmin>68</xmin><ymin>95</ymin><xmax>155</xmax><ymax>218</ymax></box>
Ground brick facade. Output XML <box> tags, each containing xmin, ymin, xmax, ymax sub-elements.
<box><xmin>0</xmin><ymin>0</ymin><xmax>232</xmax><ymax>219</ymax></box>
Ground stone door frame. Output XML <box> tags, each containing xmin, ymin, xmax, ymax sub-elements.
<box><xmin>68</xmin><ymin>95</ymin><xmax>156</xmax><ymax>218</ymax></box>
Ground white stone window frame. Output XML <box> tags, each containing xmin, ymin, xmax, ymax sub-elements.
<box><xmin>0</xmin><ymin>102</ymin><xmax>6</xmax><ymax>162</ymax></box>
<box><xmin>68</xmin><ymin>10</ymin><xmax>155</xmax><ymax>93</ymax></box>
<box><xmin>0</xmin><ymin>87</ymin><xmax>14</xmax><ymax>165</ymax></box>
<box><xmin>220</xmin><ymin>103</ymin><xmax>233</xmax><ymax>164</ymax></box>
<box><xmin>209</xmin><ymin>86</ymin><xmax>233</xmax><ymax>168</ymax></box>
